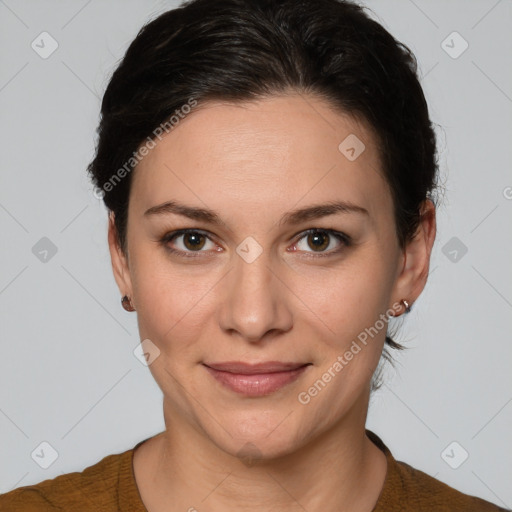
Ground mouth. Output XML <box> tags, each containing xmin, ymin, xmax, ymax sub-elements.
<box><xmin>202</xmin><ymin>361</ymin><xmax>312</xmax><ymax>397</ymax></box>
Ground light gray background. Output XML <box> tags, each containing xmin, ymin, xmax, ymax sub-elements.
<box><xmin>1</xmin><ymin>0</ymin><xmax>511</xmax><ymax>507</ymax></box>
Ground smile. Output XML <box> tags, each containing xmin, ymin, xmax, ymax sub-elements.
<box><xmin>202</xmin><ymin>361</ymin><xmax>312</xmax><ymax>397</ymax></box>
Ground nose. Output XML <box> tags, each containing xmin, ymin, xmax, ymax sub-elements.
<box><xmin>217</xmin><ymin>249</ymin><xmax>293</xmax><ymax>343</ymax></box>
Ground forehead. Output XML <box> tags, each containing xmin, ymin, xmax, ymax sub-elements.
<box><xmin>130</xmin><ymin>94</ymin><xmax>391</xmax><ymax>222</ymax></box>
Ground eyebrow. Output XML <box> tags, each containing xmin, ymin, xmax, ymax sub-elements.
<box><xmin>143</xmin><ymin>200</ymin><xmax>369</xmax><ymax>226</ymax></box>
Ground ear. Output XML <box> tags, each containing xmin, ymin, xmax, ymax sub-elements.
<box><xmin>390</xmin><ymin>199</ymin><xmax>437</xmax><ymax>310</ymax></box>
<box><xmin>108</xmin><ymin>212</ymin><xmax>133</xmax><ymax>300</ymax></box>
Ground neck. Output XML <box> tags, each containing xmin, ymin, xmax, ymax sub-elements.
<box><xmin>134</xmin><ymin>396</ymin><xmax>387</xmax><ymax>512</ymax></box>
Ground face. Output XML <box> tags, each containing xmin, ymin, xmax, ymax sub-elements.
<box><xmin>109</xmin><ymin>93</ymin><xmax>434</xmax><ymax>460</ymax></box>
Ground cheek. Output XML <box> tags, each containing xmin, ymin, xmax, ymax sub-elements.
<box><xmin>291</xmin><ymin>254</ymin><xmax>392</xmax><ymax>341</ymax></box>
<box><xmin>129</xmin><ymin>249</ymin><xmax>220</xmax><ymax>354</ymax></box>
<box><xmin>287</xmin><ymin>254</ymin><xmax>392</xmax><ymax>409</ymax></box>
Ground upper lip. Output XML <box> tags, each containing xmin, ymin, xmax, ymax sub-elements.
<box><xmin>203</xmin><ymin>361</ymin><xmax>310</xmax><ymax>374</ymax></box>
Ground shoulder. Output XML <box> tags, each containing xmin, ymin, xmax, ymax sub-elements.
<box><xmin>367</xmin><ymin>430</ymin><xmax>510</xmax><ymax>512</ymax></box>
<box><xmin>0</xmin><ymin>447</ymin><xmax>136</xmax><ymax>512</ymax></box>
<box><xmin>391</xmin><ymin>459</ymin><xmax>509</xmax><ymax>511</ymax></box>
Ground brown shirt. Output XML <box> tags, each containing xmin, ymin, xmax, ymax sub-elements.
<box><xmin>0</xmin><ymin>430</ymin><xmax>508</xmax><ymax>511</ymax></box>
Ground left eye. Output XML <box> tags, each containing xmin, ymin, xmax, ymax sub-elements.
<box><xmin>292</xmin><ymin>229</ymin><xmax>349</xmax><ymax>254</ymax></box>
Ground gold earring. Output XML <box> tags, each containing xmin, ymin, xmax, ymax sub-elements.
<box><xmin>121</xmin><ymin>295</ymin><xmax>135</xmax><ymax>312</ymax></box>
<box><xmin>401</xmin><ymin>299</ymin><xmax>411</xmax><ymax>314</ymax></box>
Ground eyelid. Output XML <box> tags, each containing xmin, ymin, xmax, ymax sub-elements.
<box><xmin>160</xmin><ymin>227</ymin><xmax>350</xmax><ymax>258</ymax></box>
<box><xmin>160</xmin><ymin>228</ymin><xmax>221</xmax><ymax>257</ymax></box>
<box><xmin>290</xmin><ymin>228</ymin><xmax>350</xmax><ymax>256</ymax></box>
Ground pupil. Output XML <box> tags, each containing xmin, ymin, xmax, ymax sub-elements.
<box><xmin>185</xmin><ymin>233</ymin><xmax>204</xmax><ymax>250</ymax></box>
<box><xmin>309</xmin><ymin>231</ymin><xmax>328</xmax><ymax>251</ymax></box>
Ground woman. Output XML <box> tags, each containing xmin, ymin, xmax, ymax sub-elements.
<box><xmin>1</xmin><ymin>0</ymin><xmax>508</xmax><ymax>510</ymax></box>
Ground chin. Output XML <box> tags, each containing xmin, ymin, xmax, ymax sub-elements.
<box><xmin>222</xmin><ymin>428</ymin><xmax>302</xmax><ymax>464</ymax></box>
<box><xmin>197</xmin><ymin>405</ymin><xmax>309</xmax><ymax>462</ymax></box>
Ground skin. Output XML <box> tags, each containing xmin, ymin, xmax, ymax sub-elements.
<box><xmin>108</xmin><ymin>93</ymin><xmax>436</xmax><ymax>512</ymax></box>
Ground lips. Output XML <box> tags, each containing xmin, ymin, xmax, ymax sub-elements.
<box><xmin>203</xmin><ymin>361</ymin><xmax>311</xmax><ymax>396</ymax></box>
<box><xmin>204</xmin><ymin>361</ymin><xmax>309</xmax><ymax>374</ymax></box>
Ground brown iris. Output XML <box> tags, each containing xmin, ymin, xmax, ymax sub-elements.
<box><xmin>307</xmin><ymin>230</ymin><xmax>329</xmax><ymax>252</ymax></box>
<box><xmin>183</xmin><ymin>232</ymin><xmax>206</xmax><ymax>251</ymax></box>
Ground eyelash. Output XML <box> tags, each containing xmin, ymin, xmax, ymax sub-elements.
<box><xmin>159</xmin><ymin>228</ymin><xmax>351</xmax><ymax>259</ymax></box>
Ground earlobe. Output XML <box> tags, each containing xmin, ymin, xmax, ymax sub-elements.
<box><xmin>388</xmin><ymin>299</ymin><xmax>411</xmax><ymax>318</ymax></box>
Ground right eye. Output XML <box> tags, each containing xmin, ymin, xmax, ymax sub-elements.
<box><xmin>160</xmin><ymin>229</ymin><xmax>221</xmax><ymax>258</ymax></box>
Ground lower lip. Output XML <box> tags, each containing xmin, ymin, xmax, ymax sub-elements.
<box><xmin>204</xmin><ymin>365</ymin><xmax>309</xmax><ymax>397</ymax></box>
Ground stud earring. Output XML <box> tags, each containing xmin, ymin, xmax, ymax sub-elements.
<box><xmin>121</xmin><ymin>295</ymin><xmax>135</xmax><ymax>312</ymax></box>
<box><xmin>401</xmin><ymin>299</ymin><xmax>411</xmax><ymax>314</ymax></box>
